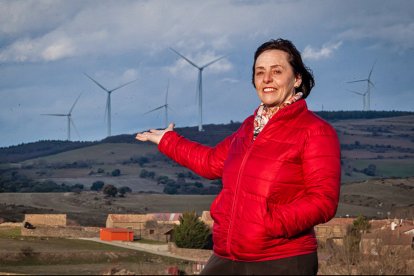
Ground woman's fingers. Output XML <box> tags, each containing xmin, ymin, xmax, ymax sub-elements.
<box><xmin>135</xmin><ymin>123</ymin><xmax>174</xmax><ymax>144</ymax></box>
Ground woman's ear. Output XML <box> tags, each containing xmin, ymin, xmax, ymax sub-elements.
<box><xmin>294</xmin><ymin>74</ymin><xmax>302</xmax><ymax>88</ymax></box>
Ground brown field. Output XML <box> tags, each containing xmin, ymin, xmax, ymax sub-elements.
<box><xmin>0</xmin><ymin>192</ymin><xmax>215</xmax><ymax>226</ymax></box>
<box><xmin>0</xmin><ymin>227</ymin><xmax>194</xmax><ymax>275</ymax></box>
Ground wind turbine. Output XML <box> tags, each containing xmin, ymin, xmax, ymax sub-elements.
<box><xmin>347</xmin><ymin>89</ymin><xmax>367</xmax><ymax>111</ymax></box>
<box><xmin>347</xmin><ymin>61</ymin><xmax>376</xmax><ymax>111</ymax></box>
<box><xmin>41</xmin><ymin>93</ymin><xmax>82</xmax><ymax>141</ymax></box>
<box><xmin>84</xmin><ymin>73</ymin><xmax>137</xmax><ymax>137</ymax></box>
<box><xmin>170</xmin><ymin>48</ymin><xmax>225</xmax><ymax>132</ymax></box>
<box><xmin>144</xmin><ymin>81</ymin><xmax>171</xmax><ymax>128</ymax></box>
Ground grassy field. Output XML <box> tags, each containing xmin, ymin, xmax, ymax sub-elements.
<box><xmin>0</xmin><ymin>227</ymin><xmax>194</xmax><ymax>275</ymax></box>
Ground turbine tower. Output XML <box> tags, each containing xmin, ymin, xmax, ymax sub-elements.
<box><xmin>42</xmin><ymin>93</ymin><xmax>82</xmax><ymax>141</ymax></box>
<box><xmin>144</xmin><ymin>81</ymin><xmax>170</xmax><ymax>128</ymax></box>
<box><xmin>347</xmin><ymin>61</ymin><xmax>376</xmax><ymax>111</ymax></box>
<box><xmin>347</xmin><ymin>89</ymin><xmax>367</xmax><ymax>111</ymax></box>
<box><xmin>84</xmin><ymin>73</ymin><xmax>137</xmax><ymax>137</ymax></box>
<box><xmin>170</xmin><ymin>48</ymin><xmax>225</xmax><ymax>132</ymax></box>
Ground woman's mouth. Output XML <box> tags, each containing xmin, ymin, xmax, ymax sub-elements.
<box><xmin>263</xmin><ymin>87</ymin><xmax>276</xmax><ymax>93</ymax></box>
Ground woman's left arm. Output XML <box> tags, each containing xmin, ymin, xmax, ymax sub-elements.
<box><xmin>265</xmin><ymin>125</ymin><xmax>341</xmax><ymax>238</ymax></box>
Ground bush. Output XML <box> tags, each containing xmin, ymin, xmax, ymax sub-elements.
<box><xmin>173</xmin><ymin>211</ymin><xmax>210</xmax><ymax>249</ymax></box>
<box><xmin>91</xmin><ymin>181</ymin><xmax>105</xmax><ymax>191</ymax></box>
<box><xmin>111</xmin><ymin>169</ymin><xmax>121</xmax><ymax>177</ymax></box>
<box><xmin>103</xmin><ymin>184</ymin><xmax>118</xmax><ymax>197</ymax></box>
<box><xmin>118</xmin><ymin>186</ymin><xmax>132</xmax><ymax>196</ymax></box>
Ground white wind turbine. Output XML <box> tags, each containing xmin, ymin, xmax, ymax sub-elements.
<box><xmin>170</xmin><ymin>48</ymin><xmax>225</xmax><ymax>132</ymax></box>
<box><xmin>347</xmin><ymin>61</ymin><xmax>376</xmax><ymax>111</ymax></box>
<box><xmin>84</xmin><ymin>73</ymin><xmax>137</xmax><ymax>137</ymax></box>
<box><xmin>347</xmin><ymin>89</ymin><xmax>367</xmax><ymax>111</ymax></box>
<box><xmin>144</xmin><ymin>81</ymin><xmax>171</xmax><ymax>128</ymax></box>
<box><xmin>41</xmin><ymin>93</ymin><xmax>82</xmax><ymax>141</ymax></box>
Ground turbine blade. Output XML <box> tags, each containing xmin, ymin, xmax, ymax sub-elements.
<box><xmin>110</xmin><ymin>78</ymin><xmax>138</xmax><ymax>93</ymax></box>
<box><xmin>169</xmin><ymin>47</ymin><xmax>200</xmax><ymax>69</ymax></box>
<box><xmin>69</xmin><ymin>93</ymin><xmax>82</xmax><ymax>114</ymax></box>
<box><xmin>368</xmin><ymin>80</ymin><xmax>375</xmax><ymax>87</ymax></box>
<box><xmin>346</xmin><ymin>89</ymin><xmax>364</xmax><ymax>96</ymax></box>
<box><xmin>201</xmin><ymin>55</ymin><xmax>226</xmax><ymax>69</ymax></box>
<box><xmin>41</xmin><ymin>113</ymin><xmax>67</xmax><ymax>117</ymax></box>
<box><xmin>84</xmin><ymin>73</ymin><xmax>109</xmax><ymax>92</ymax></box>
<box><xmin>70</xmin><ymin>118</ymin><xmax>81</xmax><ymax>140</ymax></box>
<box><xmin>143</xmin><ymin>105</ymin><xmax>166</xmax><ymax>114</ymax></box>
<box><xmin>347</xmin><ymin>79</ymin><xmax>368</xmax><ymax>83</ymax></box>
<box><xmin>165</xmin><ymin>80</ymin><xmax>169</xmax><ymax>105</ymax></box>
<box><xmin>368</xmin><ymin>60</ymin><xmax>377</xmax><ymax>79</ymax></box>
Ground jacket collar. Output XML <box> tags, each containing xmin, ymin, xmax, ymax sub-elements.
<box><xmin>253</xmin><ymin>99</ymin><xmax>307</xmax><ymax>123</ymax></box>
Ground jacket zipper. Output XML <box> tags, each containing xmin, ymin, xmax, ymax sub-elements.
<box><xmin>225</xmin><ymin>113</ymin><xmax>279</xmax><ymax>257</ymax></box>
<box><xmin>226</xmin><ymin>141</ymin><xmax>253</xmax><ymax>257</ymax></box>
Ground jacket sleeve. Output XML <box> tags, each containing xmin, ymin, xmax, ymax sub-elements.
<box><xmin>265</xmin><ymin>124</ymin><xmax>341</xmax><ymax>238</ymax></box>
<box><xmin>157</xmin><ymin>130</ymin><xmax>236</xmax><ymax>180</ymax></box>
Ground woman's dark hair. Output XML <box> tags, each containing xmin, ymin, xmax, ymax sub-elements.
<box><xmin>252</xmin><ymin>38</ymin><xmax>315</xmax><ymax>98</ymax></box>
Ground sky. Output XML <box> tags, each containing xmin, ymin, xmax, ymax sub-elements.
<box><xmin>1</xmin><ymin>0</ymin><xmax>413</xmax><ymax>148</ymax></box>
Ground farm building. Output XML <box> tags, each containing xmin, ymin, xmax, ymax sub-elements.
<box><xmin>314</xmin><ymin>218</ymin><xmax>354</xmax><ymax>245</ymax></box>
<box><xmin>106</xmin><ymin>214</ymin><xmax>149</xmax><ymax>229</ymax></box>
<box><xmin>100</xmin><ymin>228</ymin><xmax>134</xmax><ymax>241</ymax></box>
<box><xmin>106</xmin><ymin>213</ymin><xmax>182</xmax><ymax>242</ymax></box>
<box><xmin>106</xmin><ymin>213</ymin><xmax>182</xmax><ymax>229</ymax></box>
<box><xmin>151</xmin><ymin>213</ymin><xmax>181</xmax><ymax>225</ymax></box>
<box><xmin>360</xmin><ymin>228</ymin><xmax>414</xmax><ymax>256</ymax></box>
<box><xmin>24</xmin><ymin>214</ymin><xmax>67</xmax><ymax>227</ymax></box>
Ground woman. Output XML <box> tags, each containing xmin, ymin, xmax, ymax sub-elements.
<box><xmin>136</xmin><ymin>38</ymin><xmax>341</xmax><ymax>275</ymax></box>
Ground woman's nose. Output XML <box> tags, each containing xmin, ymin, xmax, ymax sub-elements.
<box><xmin>263</xmin><ymin>71</ymin><xmax>272</xmax><ymax>83</ymax></box>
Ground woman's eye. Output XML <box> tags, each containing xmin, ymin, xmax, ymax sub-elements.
<box><xmin>256</xmin><ymin>71</ymin><xmax>264</xmax><ymax>76</ymax></box>
<box><xmin>273</xmin><ymin>70</ymin><xmax>282</xmax><ymax>75</ymax></box>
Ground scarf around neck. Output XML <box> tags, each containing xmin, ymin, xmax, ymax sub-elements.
<box><xmin>253</xmin><ymin>92</ymin><xmax>303</xmax><ymax>140</ymax></box>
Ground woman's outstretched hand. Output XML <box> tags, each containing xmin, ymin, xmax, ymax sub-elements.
<box><xmin>135</xmin><ymin>123</ymin><xmax>174</xmax><ymax>145</ymax></box>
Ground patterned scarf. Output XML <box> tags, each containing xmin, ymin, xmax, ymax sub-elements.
<box><xmin>253</xmin><ymin>92</ymin><xmax>303</xmax><ymax>140</ymax></box>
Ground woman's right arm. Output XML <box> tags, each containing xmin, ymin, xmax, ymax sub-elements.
<box><xmin>136</xmin><ymin>123</ymin><xmax>236</xmax><ymax>179</ymax></box>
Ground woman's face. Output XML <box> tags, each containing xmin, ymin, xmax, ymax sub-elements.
<box><xmin>254</xmin><ymin>49</ymin><xmax>302</xmax><ymax>107</ymax></box>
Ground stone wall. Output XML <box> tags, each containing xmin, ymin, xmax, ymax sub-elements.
<box><xmin>21</xmin><ymin>225</ymin><xmax>99</xmax><ymax>238</ymax></box>
<box><xmin>168</xmin><ymin>243</ymin><xmax>212</xmax><ymax>262</ymax></box>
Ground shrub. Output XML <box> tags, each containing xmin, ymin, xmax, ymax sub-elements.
<box><xmin>111</xmin><ymin>169</ymin><xmax>121</xmax><ymax>177</ymax></box>
<box><xmin>173</xmin><ymin>211</ymin><xmax>210</xmax><ymax>249</ymax></box>
<box><xmin>91</xmin><ymin>181</ymin><xmax>105</xmax><ymax>191</ymax></box>
<box><xmin>118</xmin><ymin>186</ymin><xmax>132</xmax><ymax>196</ymax></box>
<box><xmin>103</xmin><ymin>184</ymin><xmax>118</xmax><ymax>197</ymax></box>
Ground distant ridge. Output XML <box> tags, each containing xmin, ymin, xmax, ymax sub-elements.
<box><xmin>1</xmin><ymin>110</ymin><xmax>413</xmax><ymax>163</ymax></box>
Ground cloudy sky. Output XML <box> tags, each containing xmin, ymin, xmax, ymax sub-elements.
<box><xmin>1</xmin><ymin>0</ymin><xmax>413</xmax><ymax>148</ymax></box>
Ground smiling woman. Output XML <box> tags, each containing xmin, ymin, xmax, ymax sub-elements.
<box><xmin>136</xmin><ymin>38</ymin><xmax>341</xmax><ymax>275</ymax></box>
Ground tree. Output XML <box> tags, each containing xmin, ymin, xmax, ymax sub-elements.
<box><xmin>118</xmin><ymin>186</ymin><xmax>132</xmax><ymax>197</ymax></box>
<box><xmin>352</xmin><ymin>215</ymin><xmax>371</xmax><ymax>234</ymax></box>
<box><xmin>173</xmin><ymin>211</ymin><xmax>211</xmax><ymax>249</ymax></box>
<box><xmin>111</xmin><ymin>169</ymin><xmax>121</xmax><ymax>177</ymax></box>
<box><xmin>91</xmin><ymin>181</ymin><xmax>104</xmax><ymax>191</ymax></box>
<box><xmin>103</xmin><ymin>184</ymin><xmax>118</xmax><ymax>197</ymax></box>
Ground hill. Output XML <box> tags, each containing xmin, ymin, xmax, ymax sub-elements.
<box><xmin>0</xmin><ymin>112</ymin><xmax>413</xmax><ymax>196</ymax></box>
<box><xmin>1</xmin><ymin>110</ymin><xmax>413</xmax><ymax>163</ymax></box>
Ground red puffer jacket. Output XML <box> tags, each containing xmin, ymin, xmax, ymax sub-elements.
<box><xmin>158</xmin><ymin>100</ymin><xmax>341</xmax><ymax>261</ymax></box>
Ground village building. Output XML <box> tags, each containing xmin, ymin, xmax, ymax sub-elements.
<box><xmin>314</xmin><ymin>218</ymin><xmax>354</xmax><ymax>246</ymax></box>
<box><xmin>100</xmin><ymin>228</ymin><xmax>134</xmax><ymax>242</ymax></box>
<box><xmin>360</xmin><ymin>219</ymin><xmax>414</xmax><ymax>256</ymax></box>
<box><xmin>21</xmin><ymin>214</ymin><xmax>99</xmax><ymax>238</ymax></box>
<box><xmin>24</xmin><ymin>214</ymin><xmax>67</xmax><ymax>227</ymax></box>
<box><xmin>106</xmin><ymin>213</ymin><xmax>182</xmax><ymax>242</ymax></box>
